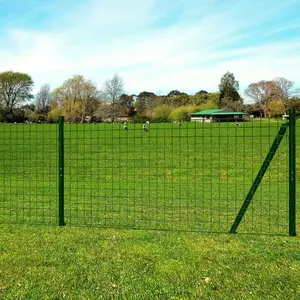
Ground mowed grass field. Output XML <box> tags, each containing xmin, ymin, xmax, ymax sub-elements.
<box><xmin>0</xmin><ymin>226</ymin><xmax>299</xmax><ymax>299</ymax></box>
<box><xmin>0</xmin><ymin>119</ymin><xmax>299</xmax><ymax>233</ymax></box>
<box><xmin>0</xmin><ymin>119</ymin><xmax>299</xmax><ymax>299</ymax></box>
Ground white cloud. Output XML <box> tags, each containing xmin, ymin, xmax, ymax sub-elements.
<box><xmin>0</xmin><ymin>0</ymin><xmax>299</xmax><ymax>96</ymax></box>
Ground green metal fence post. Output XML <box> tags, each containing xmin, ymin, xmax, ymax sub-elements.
<box><xmin>289</xmin><ymin>109</ymin><xmax>296</xmax><ymax>236</ymax></box>
<box><xmin>58</xmin><ymin>116</ymin><xmax>65</xmax><ymax>226</ymax></box>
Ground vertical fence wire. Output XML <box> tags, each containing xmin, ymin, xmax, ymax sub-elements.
<box><xmin>0</xmin><ymin>122</ymin><xmax>58</xmax><ymax>225</ymax></box>
<box><xmin>62</xmin><ymin>116</ymin><xmax>292</xmax><ymax>234</ymax></box>
<box><xmin>0</xmin><ymin>114</ymin><xmax>297</xmax><ymax>234</ymax></box>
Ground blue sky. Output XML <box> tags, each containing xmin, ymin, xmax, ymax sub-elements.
<box><xmin>0</xmin><ymin>0</ymin><xmax>300</xmax><ymax>97</ymax></box>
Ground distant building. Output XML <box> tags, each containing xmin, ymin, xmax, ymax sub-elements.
<box><xmin>115</xmin><ymin>116</ymin><xmax>130</xmax><ymax>122</ymax></box>
<box><xmin>100</xmin><ymin>115</ymin><xmax>130</xmax><ymax>122</ymax></box>
<box><xmin>101</xmin><ymin>117</ymin><xmax>113</xmax><ymax>122</ymax></box>
<box><xmin>190</xmin><ymin>109</ymin><xmax>246</xmax><ymax>123</ymax></box>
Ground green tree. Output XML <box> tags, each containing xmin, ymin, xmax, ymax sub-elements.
<box><xmin>190</xmin><ymin>90</ymin><xmax>209</xmax><ymax>105</ymax></box>
<box><xmin>167</xmin><ymin>90</ymin><xmax>187</xmax><ymax>97</ymax></box>
<box><xmin>195</xmin><ymin>90</ymin><xmax>208</xmax><ymax>96</ymax></box>
<box><xmin>134</xmin><ymin>91</ymin><xmax>157</xmax><ymax>116</ymax></box>
<box><xmin>0</xmin><ymin>71</ymin><xmax>34</xmax><ymax>115</ymax></box>
<box><xmin>21</xmin><ymin>103</ymin><xmax>35</xmax><ymax>121</ymax></box>
<box><xmin>117</xmin><ymin>94</ymin><xmax>135</xmax><ymax>116</ymax></box>
<box><xmin>51</xmin><ymin>75</ymin><xmax>100</xmax><ymax>122</ymax></box>
<box><xmin>166</xmin><ymin>93</ymin><xmax>190</xmax><ymax>108</ymax></box>
<box><xmin>206</xmin><ymin>92</ymin><xmax>220</xmax><ymax>107</ymax></box>
<box><xmin>221</xmin><ymin>97</ymin><xmax>244</xmax><ymax>112</ymax></box>
<box><xmin>218</xmin><ymin>71</ymin><xmax>240</xmax><ymax>108</ymax></box>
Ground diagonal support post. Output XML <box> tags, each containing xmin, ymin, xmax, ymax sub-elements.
<box><xmin>229</xmin><ymin>123</ymin><xmax>288</xmax><ymax>234</ymax></box>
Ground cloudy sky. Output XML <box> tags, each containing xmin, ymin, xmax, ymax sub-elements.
<box><xmin>0</xmin><ymin>0</ymin><xmax>300</xmax><ymax>97</ymax></box>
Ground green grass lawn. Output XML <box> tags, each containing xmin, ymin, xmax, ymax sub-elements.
<box><xmin>1</xmin><ymin>119</ymin><xmax>299</xmax><ymax>234</ymax></box>
<box><xmin>0</xmin><ymin>225</ymin><xmax>299</xmax><ymax>299</ymax></box>
<box><xmin>0</xmin><ymin>119</ymin><xmax>299</xmax><ymax>298</ymax></box>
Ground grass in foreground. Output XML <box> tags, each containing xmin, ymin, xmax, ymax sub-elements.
<box><xmin>0</xmin><ymin>225</ymin><xmax>299</xmax><ymax>299</ymax></box>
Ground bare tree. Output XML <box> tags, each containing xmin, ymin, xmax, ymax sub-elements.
<box><xmin>273</xmin><ymin>77</ymin><xmax>299</xmax><ymax>114</ymax></box>
<box><xmin>244</xmin><ymin>81</ymin><xmax>277</xmax><ymax>117</ymax></box>
<box><xmin>101</xmin><ymin>74</ymin><xmax>124</xmax><ymax>121</ymax></box>
<box><xmin>36</xmin><ymin>84</ymin><xmax>51</xmax><ymax>114</ymax></box>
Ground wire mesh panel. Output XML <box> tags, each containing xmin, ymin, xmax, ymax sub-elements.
<box><xmin>64</xmin><ymin>118</ymin><xmax>294</xmax><ymax>234</ymax></box>
<box><xmin>0</xmin><ymin>123</ymin><xmax>58</xmax><ymax>225</ymax></box>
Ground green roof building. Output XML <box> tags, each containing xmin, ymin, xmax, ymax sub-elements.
<box><xmin>190</xmin><ymin>109</ymin><xmax>246</xmax><ymax>123</ymax></box>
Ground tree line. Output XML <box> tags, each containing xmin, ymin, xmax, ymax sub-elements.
<box><xmin>0</xmin><ymin>70</ymin><xmax>299</xmax><ymax>123</ymax></box>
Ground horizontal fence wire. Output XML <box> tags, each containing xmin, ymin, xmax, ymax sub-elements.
<box><xmin>63</xmin><ymin>118</ymin><xmax>296</xmax><ymax>234</ymax></box>
<box><xmin>0</xmin><ymin>118</ymin><xmax>298</xmax><ymax>234</ymax></box>
<box><xmin>0</xmin><ymin>123</ymin><xmax>58</xmax><ymax>225</ymax></box>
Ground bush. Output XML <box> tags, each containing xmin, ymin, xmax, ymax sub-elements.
<box><xmin>268</xmin><ymin>100</ymin><xmax>285</xmax><ymax>117</ymax></box>
<box><xmin>29</xmin><ymin>114</ymin><xmax>46</xmax><ymax>123</ymax></box>
<box><xmin>132</xmin><ymin>115</ymin><xmax>149</xmax><ymax>123</ymax></box>
<box><xmin>47</xmin><ymin>108</ymin><xmax>62</xmax><ymax>123</ymax></box>
<box><xmin>197</xmin><ymin>100</ymin><xmax>218</xmax><ymax>111</ymax></box>
<box><xmin>2</xmin><ymin>109</ymin><xmax>26</xmax><ymax>123</ymax></box>
<box><xmin>169</xmin><ymin>107</ymin><xmax>189</xmax><ymax>121</ymax></box>
<box><xmin>152</xmin><ymin>105</ymin><xmax>172</xmax><ymax>122</ymax></box>
<box><xmin>169</xmin><ymin>105</ymin><xmax>202</xmax><ymax>121</ymax></box>
<box><xmin>152</xmin><ymin>116</ymin><xmax>171</xmax><ymax>123</ymax></box>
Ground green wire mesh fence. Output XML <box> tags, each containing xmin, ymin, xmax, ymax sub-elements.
<box><xmin>0</xmin><ymin>111</ymin><xmax>298</xmax><ymax>234</ymax></box>
<box><xmin>0</xmin><ymin>123</ymin><xmax>58</xmax><ymax>225</ymax></box>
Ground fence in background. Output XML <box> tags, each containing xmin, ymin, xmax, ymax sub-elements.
<box><xmin>0</xmin><ymin>110</ymin><xmax>297</xmax><ymax>235</ymax></box>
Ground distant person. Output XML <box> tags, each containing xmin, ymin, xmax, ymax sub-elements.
<box><xmin>142</xmin><ymin>124</ymin><xmax>148</xmax><ymax>132</ymax></box>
